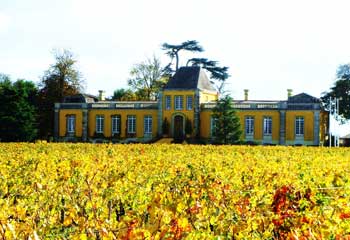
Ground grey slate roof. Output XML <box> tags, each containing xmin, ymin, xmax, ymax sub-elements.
<box><xmin>288</xmin><ymin>93</ymin><xmax>320</xmax><ymax>103</ymax></box>
<box><xmin>164</xmin><ymin>66</ymin><xmax>217</xmax><ymax>92</ymax></box>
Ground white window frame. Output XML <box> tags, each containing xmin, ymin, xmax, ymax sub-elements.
<box><xmin>165</xmin><ymin>95</ymin><xmax>171</xmax><ymax>110</ymax></box>
<box><xmin>67</xmin><ymin>115</ymin><xmax>76</xmax><ymax>133</ymax></box>
<box><xmin>144</xmin><ymin>115</ymin><xmax>152</xmax><ymax>134</ymax></box>
<box><xmin>186</xmin><ymin>96</ymin><xmax>193</xmax><ymax>110</ymax></box>
<box><xmin>245</xmin><ymin>116</ymin><xmax>254</xmax><ymax>135</ymax></box>
<box><xmin>175</xmin><ymin>96</ymin><xmax>183</xmax><ymax>110</ymax></box>
<box><xmin>111</xmin><ymin>115</ymin><xmax>121</xmax><ymax>134</ymax></box>
<box><xmin>263</xmin><ymin>116</ymin><xmax>272</xmax><ymax>135</ymax></box>
<box><xmin>127</xmin><ymin>115</ymin><xmax>136</xmax><ymax>134</ymax></box>
<box><xmin>96</xmin><ymin>115</ymin><xmax>104</xmax><ymax>133</ymax></box>
<box><xmin>210</xmin><ymin>116</ymin><xmax>218</xmax><ymax>137</ymax></box>
<box><xmin>295</xmin><ymin>116</ymin><xmax>304</xmax><ymax>136</ymax></box>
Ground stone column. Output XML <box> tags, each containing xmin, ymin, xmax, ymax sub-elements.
<box><xmin>313</xmin><ymin>110</ymin><xmax>320</xmax><ymax>146</ymax></box>
<box><xmin>82</xmin><ymin>104</ymin><xmax>88</xmax><ymax>142</ymax></box>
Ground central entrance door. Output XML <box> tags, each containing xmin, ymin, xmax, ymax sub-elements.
<box><xmin>173</xmin><ymin>115</ymin><xmax>184</xmax><ymax>140</ymax></box>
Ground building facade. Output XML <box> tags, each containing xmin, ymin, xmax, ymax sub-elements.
<box><xmin>54</xmin><ymin>66</ymin><xmax>328</xmax><ymax>145</ymax></box>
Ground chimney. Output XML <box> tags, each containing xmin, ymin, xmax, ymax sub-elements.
<box><xmin>244</xmin><ymin>89</ymin><xmax>249</xmax><ymax>101</ymax></box>
<box><xmin>287</xmin><ymin>89</ymin><xmax>293</xmax><ymax>98</ymax></box>
<box><xmin>98</xmin><ymin>90</ymin><xmax>105</xmax><ymax>101</ymax></box>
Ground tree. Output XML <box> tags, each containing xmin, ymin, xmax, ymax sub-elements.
<box><xmin>111</xmin><ymin>88</ymin><xmax>137</xmax><ymax>101</ymax></box>
<box><xmin>127</xmin><ymin>56</ymin><xmax>168</xmax><ymax>100</ymax></box>
<box><xmin>162</xmin><ymin>40</ymin><xmax>204</xmax><ymax>72</ymax></box>
<box><xmin>212</xmin><ymin>95</ymin><xmax>242</xmax><ymax>144</ymax></box>
<box><xmin>38</xmin><ymin>49</ymin><xmax>84</xmax><ymax>139</ymax></box>
<box><xmin>162</xmin><ymin>41</ymin><xmax>230</xmax><ymax>93</ymax></box>
<box><xmin>321</xmin><ymin>64</ymin><xmax>350</xmax><ymax>120</ymax></box>
<box><xmin>187</xmin><ymin>58</ymin><xmax>230</xmax><ymax>93</ymax></box>
<box><xmin>0</xmin><ymin>75</ymin><xmax>38</xmax><ymax>142</ymax></box>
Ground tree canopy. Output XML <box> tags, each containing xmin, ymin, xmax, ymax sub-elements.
<box><xmin>321</xmin><ymin>64</ymin><xmax>350</xmax><ymax>120</ymax></box>
<box><xmin>111</xmin><ymin>88</ymin><xmax>137</xmax><ymax>101</ymax></box>
<box><xmin>162</xmin><ymin>40</ymin><xmax>230</xmax><ymax>93</ymax></box>
<box><xmin>127</xmin><ymin>56</ymin><xmax>168</xmax><ymax>100</ymax></box>
<box><xmin>0</xmin><ymin>75</ymin><xmax>38</xmax><ymax>142</ymax></box>
<box><xmin>162</xmin><ymin>40</ymin><xmax>204</xmax><ymax>72</ymax></box>
<box><xmin>212</xmin><ymin>95</ymin><xmax>242</xmax><ymax>144</ymax></box>
<box><xmin>37</xmin><ymin>49</ymin><xmax>84</xmax><ymax>139</ymax></box>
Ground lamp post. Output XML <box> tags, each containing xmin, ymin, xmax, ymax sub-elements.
<box><xmin>329</xmin><ymin>97</ymin><xmax>340</xmax><ymax>147</ymax></box>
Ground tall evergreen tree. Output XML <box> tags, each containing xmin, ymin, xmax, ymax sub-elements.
<box><xmin>0</xmin><ymin>75</ymin><xmax>38</xmax><ymax>142</ymax></box>
<box><xmin>37</xmin><ymin>49</ymin><xmax>84</xmax><ymax>139</ymax></box>
<box><xmin>212</xmin><ymin>95</ymin><xmax>242</xmax><ymax>144</ymax></box>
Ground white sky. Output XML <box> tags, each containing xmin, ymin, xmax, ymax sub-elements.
<box><xmin>1</xmin><ymin>0</ymin><xmax>350</xmax><ymax>101</ymax></box>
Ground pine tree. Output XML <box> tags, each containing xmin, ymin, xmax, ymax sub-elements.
<box><xmin>212</xmin><ymin>95</ymin><xmax>242</xmax><ymax>144</ymax></box>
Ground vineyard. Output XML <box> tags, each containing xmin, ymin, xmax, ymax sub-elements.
<box><xmin>0</xmin><ymin>143</ymin><xmax>350</xmax><ymax>239</ymax></box>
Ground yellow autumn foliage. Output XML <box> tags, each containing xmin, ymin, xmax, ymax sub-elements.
<box><xmin>0</xmin><ymin>143</ymin><xmax>350</xmax><ymax>239</ymax></box>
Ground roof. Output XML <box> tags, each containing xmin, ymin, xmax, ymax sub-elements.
<box><xmin>164</xmin><ymin>66</ymin><xmax>217</xmax><ymax>92</ymax></box>
<box><xmin>288</xmin><ymin>93</ymin><xmax>320</xmax><ymax>103</ymax></box>
<box><xmin>63</xmin><ymin>93</ymin><xmax>98</xmax><ymax>103</ymax></box>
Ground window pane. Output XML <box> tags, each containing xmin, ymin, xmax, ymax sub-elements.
<box><xmin>211</xmin><ymin>116</ymin><xmax>217</xmax><ymax>136</ymax></box>
<box><xmin>165</xmin><ymin>96</ymin><xmax>171</xmax><ymax>110</ymax></box>
<box><xmin>127</xmin><ymin>115</ymin><xmax>136</xmax><ymax>134</ymax></box>
<box><xmin>295</xmin><ymin>117</ymin><xmax>304</xmax><ymax>135</ymax></box>
<box><xmin>186</xmin><ymin>96</ymin><xmax>193</xmax><ymax>110</ymax></box>
<box><xmin>111</xmin><ymin>115</ymin><xmax>121</xmax><ymax>134</ymax></box>
<box><xmin>263</xmin><ymin>117</ymin><xmax>272</xmax><ymax>135</ymax></box>
<box><xmin>144</xmin><ymin>116</ymin><xmax>152</xmax><ymax>134</ymax></box>
<box><xmin>96</xmin><ymin>115</ymin><xmax>104</xmax><ymax>133</ymax></box>
<box><xmin>67</xmin><ymin>115</ymin><xmax>75</xmax><ymax>133</ymax></box>
<box><xmin>245</xmin><ymin>116</ymin><xmax>254</xmax><ymax>135</ymax></box>
<box><xmin>175</xmin><ymin>96</ymin><xmax>183</xmax><ymax>110</ymax></box>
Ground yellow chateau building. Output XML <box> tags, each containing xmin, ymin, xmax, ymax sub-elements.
<box><xmin>54</xmin><ymin>66</ymin><xmax>328</xmax><ymax>145</ymax></box>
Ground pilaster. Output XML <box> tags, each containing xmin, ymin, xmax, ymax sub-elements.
<box><xmin>82</xmin><ymin>103</ymin><xmax>88</xmax><ymax>142</ymax></box>
<box><xmin>279</xmin><ymin>110</ymin><xmax>286</xmax><ymax>145</ymax></box>
<box><xmin>54</xmin><ymin>103</ymin><xmax>60</xmax><ymax>142</ymax></box>
<box><xmin>157</xmin><ymin>91</ymin><xmax>163</xmax><ymax>136</ymax></box>
<box><xmin>313</xmin><ymin>110</ymin><xmax>320</xmax><ymax>146</ymax></box>
<box><xmin>194</xmin><ymin>89</ymin><xmax>200</xmax><ymax>137</ymax></box>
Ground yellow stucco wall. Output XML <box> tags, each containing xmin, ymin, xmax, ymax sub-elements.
<box><xmin>88</xmin><ymin>109</ymin><xmax>158</xmax><ymax>138</ymax></box>
<box><xmin>237</xmin><ymin>110</ymin><xmax>280</xmax><ymax>141</ymax></box>
<box><xmin>163</xmin><ymin>90</ymin><xmax>196</xmax><ymax>136</ymax></box>
<box><xmin>285</xmin><ymin>111</ymin><xmax>314</xmax><ymax>141</ymax></box>
<box><xmin>199</xmin><ymin>91</ymin><xmax>218</xmax><ymax>103</ymax></box>
<box><xmin>59</xmin><ymin>109</ymin><xmax>83</xmax><ymax>137</ymax></box>
<box><xmin>199</xmin><ymin>110</ymin><xmax>213</xmax><ymax>138</ymax></box>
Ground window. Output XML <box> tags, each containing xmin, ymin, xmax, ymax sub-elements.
<box><xmin>186</xmin><ymin>96</ymin><xmax>193</xmax><ymax>110</ymax></box>
<box><xmin>210</xmin><ymin>116</ymin><xmax>218</xmax><ymax>137</ymax></box>
<box><xmin>144</xmin><ymin>115</ymin><xmax>152</xmax><ymax>134</ymax></box>
<box><xmin>263</xmin><ymin>117</ymin><xmax>272</xmax><ymax>135</ymax></box>
<box><xmin>96</xmin><ymin>115</ymin><xmax>104</xmax><ymax>133</ymax></box>
<box><xmin>245</xmin><ymin>116</ymin><xmax>254</xmax><ymax>135</ymax></box>
<box><xmin>127</xmin><ymin>115</ymin><xmax>136</xmax><ymax>134</ymax></box>
<box><xmin>175</xmin><ymin>96</ymin><xmax>183</xmax><ymax>110</ymax></box>
<box><xmin>165</xmin><ymin>95</ymin><xmax>171</xmax><ymax>110</ymax></box>
<box><xmin>111</xmin><ymin>115</ymin><xmax>121</xmax><ymax>134</ymax></box>
<box><xmin>295</xmin><ymin>116</ymin><xmax>304</xmax><ymax>136</ymax></box>
<box><xmin>66</xmin><ymin>115</ymin><xmax>75</xmax><ymax>133</ymax></box>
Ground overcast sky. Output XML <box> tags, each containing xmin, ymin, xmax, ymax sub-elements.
<box><xmin>1</xmin><ymin>0</ymin><xmax>350</xmax><ymax>101</ymax></box>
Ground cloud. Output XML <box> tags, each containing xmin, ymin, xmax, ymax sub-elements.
<box><xmin>0</xmin><ymin>13</ymin><xmax>10</xmax><ymax>33</ymax></box>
